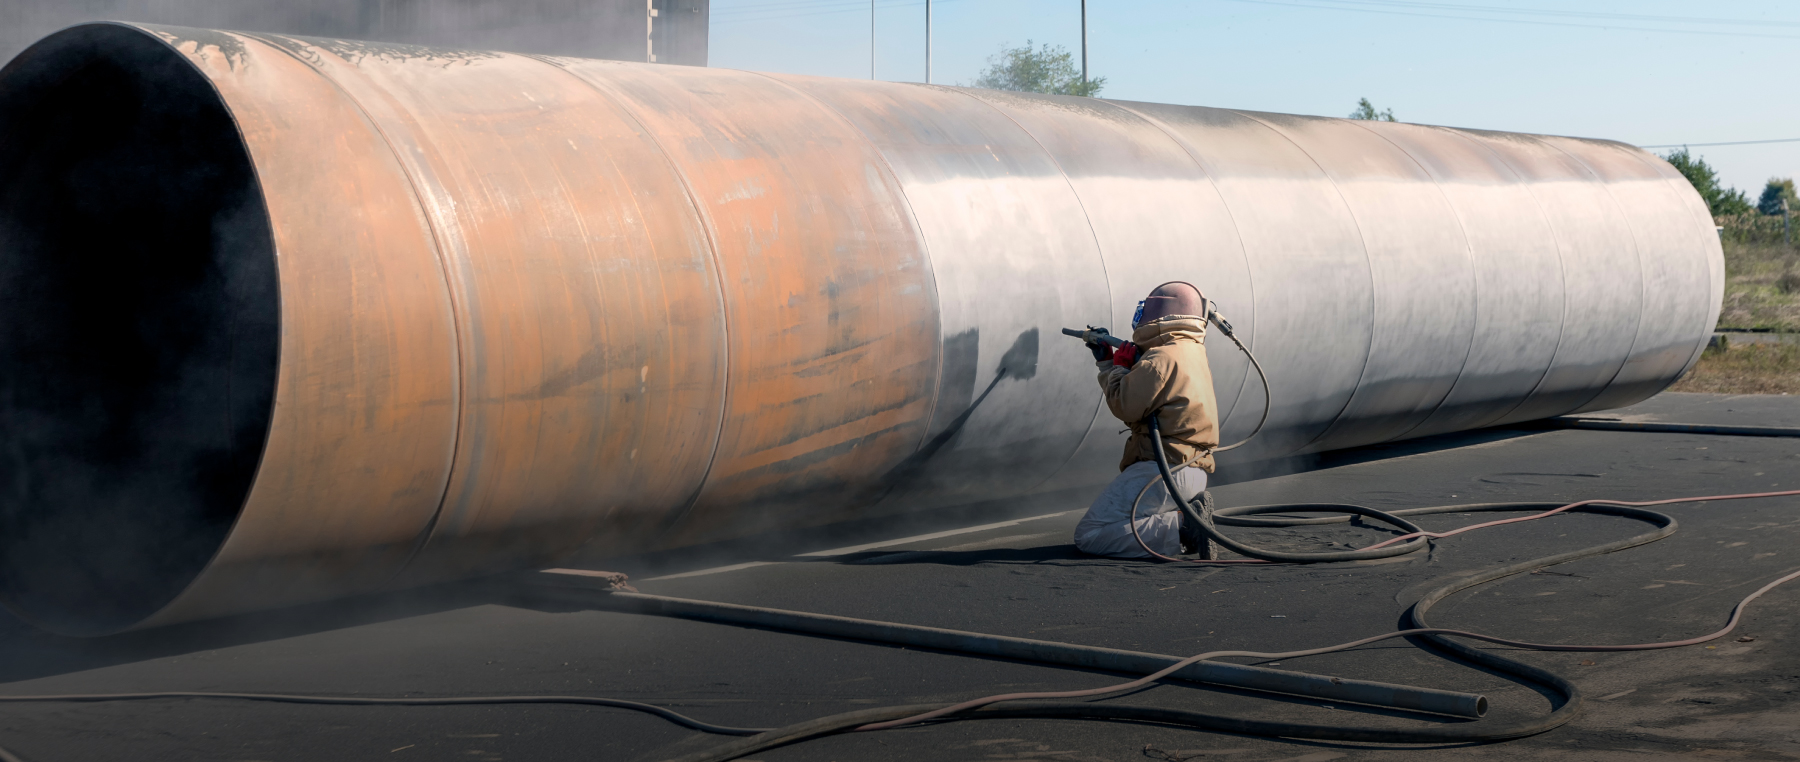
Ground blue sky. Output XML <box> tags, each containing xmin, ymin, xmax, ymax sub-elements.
<box><xmin>709</xmin><ymin>0</ymin><xmax>1800</xmax><ymax>197</ymax></box>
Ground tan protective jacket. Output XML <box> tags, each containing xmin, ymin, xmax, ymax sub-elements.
<box><xmin>1096</xmin><ymin>315</ymin><xmax>1220</xmax><ymax>473</ymax></box>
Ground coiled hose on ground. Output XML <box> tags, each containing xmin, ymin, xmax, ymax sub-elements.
<box><xmin>662</xmin><ymin>483</ymin><xmax>1800</xmax><ymax>762</ymax></box>
<box><xmin>6</xmin><ymin>469</ymin><xmax>1796</xmax><ymax>762</ymax></box>
<box><xmin>654</xmin><ymin>412</ymin><xmax>1800</xmax><ymax>762</ymax></box>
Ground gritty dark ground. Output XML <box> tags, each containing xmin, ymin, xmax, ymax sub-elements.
<box><xmin>3</xmin><ymin>392</ymin><xmax>1800</xmax><ymax>762</ymax></box>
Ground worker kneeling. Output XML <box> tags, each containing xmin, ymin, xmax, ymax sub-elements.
<box><xmin>1075</xmin><ymin>282</ymin><xmax>1219</xmax><ymax>559</ymax></box>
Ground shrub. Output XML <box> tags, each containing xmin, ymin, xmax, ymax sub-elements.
<box><xmin>1666</xmin><ymin>148</ymin><xmax>1754</xmax><ymax>216</ymax></box>
<box><xmin>1779</xmin><ymin>270</ymin><xmax>1800</xmax><ymax>295</ymax></box>
<box><xmin>972</xmin><ymin>41</ymin><xmax>1104</xmax><ymax>97</ymax></box>
<box><xmin>1760</xmin><ymin>178</ymin><xmax>1798</xmax><ymax>216</ymax></box>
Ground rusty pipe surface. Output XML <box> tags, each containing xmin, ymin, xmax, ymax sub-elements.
<box><xmin>0</xmin><ymin>23</ymin><xmax>1722</xmax><ymax>634</ymax></box>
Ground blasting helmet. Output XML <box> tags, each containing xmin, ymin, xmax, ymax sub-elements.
<box><xmin>1132</xmin><ymin>281</ymin><xmax>1207</xmax><ymax>328</ymax></box>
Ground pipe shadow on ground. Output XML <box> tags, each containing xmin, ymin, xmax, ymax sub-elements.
<box><xmin>589</xmin><ymin>426</ymin><xmax>1550</xmax><ymax>580</ymax></box>
<box><xmin>0</xmin><ymin>580</ymin><xmax>495</xmax><ymax>684</ymax></box>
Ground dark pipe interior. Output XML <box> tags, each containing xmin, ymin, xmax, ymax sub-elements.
<box><xmin>0</xmin><ymin>25</ymin><xmax>278</xmax><ymax>634</ymax></box>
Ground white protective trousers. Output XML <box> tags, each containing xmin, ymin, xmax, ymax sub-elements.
<box><xmin>1073</xmin><ymin>460</ymin><xmax>1208</xmax><ymax>558</ymax></box>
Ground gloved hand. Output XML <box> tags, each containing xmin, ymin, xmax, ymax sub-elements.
<box><xmin>1111</xmin><ymin>342</ymin><xmax>1140</xmax><ymax>368</ymax></box>
<box><xmin>1084</xmin><ymin>327</ymin><xmax>1113</xmax><ymax>362</ymax></box>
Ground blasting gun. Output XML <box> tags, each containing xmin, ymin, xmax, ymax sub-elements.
<box><xmin>1060</xmin><ymin>326</ymin><xmax>1126</xmax><ymax>348</ymax></box>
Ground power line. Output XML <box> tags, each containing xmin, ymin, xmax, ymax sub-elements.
<box><xmin>711</xmin><ymin>0</ymin><xmax>887</xmax><ymax>21</ymax></box>
<box><xmin>712</xmin><ymin>0</ymin><xmax>877</xmax><ymax>15</ymax></box>
<box><xmin>712</xmin><ymin>0</ymin><xmax>943</xmax><ymax>19</ymax></box>
<box><xmin>1640</xmin><ymin>138</ymin><xmax>1800</xmax><ymax>149</ymax></box>
<box><xmin>712</xmin><ymin>0</ymin><xmax>889</xmax><ymax>20</ymax></box>
<box><xmin>713</xmin><ymin>0</ymin><xmax>962</xmax><ymax>25</ymax></box>
<box><xmin>1304</xmin><ymin>0</ymin><xmax>1800</xmax><ymax>29</ymax></box>
<box><xmin>717</xmin><ymin>0</ymin><xmax>1800</xmax><ymax>37</ymax></box>
<box><xmin>1222</xmin><ymin>0</ymin><xmax>1800</xmax><ymax>41</ymax></box>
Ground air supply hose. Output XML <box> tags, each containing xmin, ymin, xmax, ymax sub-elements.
<box><xmin>1133</xmin><ymin>420</ymin><xmax>1800</xmax><ymax>568</ymax></box>
<box><xmin>1124</xmin><ymin>309</ymin><xmax>1443</xmax><ymax>565</ymax></box>
<box><xmin>1137</xmin><ymin>304</ymin><xmax>1487</xmax><ymax>565</ymax></box>
<box><xmin>1141</xmin><ymin>418</ymin><xmax>1437</xmax><ymax>563</ymax></box>
<box><xmin>1201</xmin><ymin>307</ymin><xmax>1268</xmax><ymax>454</ymax></box>
<box><xmin>1069</xmin><ymin>306</ymin><xmax>1270</xmax><ymax>454</ymax></box>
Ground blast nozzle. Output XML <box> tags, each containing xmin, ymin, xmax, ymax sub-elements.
<box><xmin>1061</xmin><ymin>326</ymin><xmax>1126</xmax><ymax>348</ymax></box>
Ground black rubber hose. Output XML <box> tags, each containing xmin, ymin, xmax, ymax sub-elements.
<box><xmin>1204</xmin><ymin>311</ymin><xmax>1270</xmax><ymax>454</ymax></box>
<box><xmin>0</xmin><ymin>692</ymin><xmax>770</xmax><ymax>762</ymax></box>
<box><xmin>0</xmin><ymin>691</ymin><xmax>769</xmax><ymax>737</ymax></box>
<box><xmin>1147</xmin><ymin>418</ymin><xmax>1432</xmax><ymax>563</ymax></box>
<box><xmin>659</xmin><ymin>502</ymin><xmax>1678</xmax><ymax>762</ymax></box>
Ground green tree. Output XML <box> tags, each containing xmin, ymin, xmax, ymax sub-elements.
<box><xmin>1663</xmin><ymin>148</ymin><xmax>1752</xmax><ymax>216</ymax></box>
<box><xmin>1757</xmin><ymin>177</ymin><xmax>1797</xmax><ymax>216</ymax></box>
<box><xmin>1348</xmin><ymin>97</ymin><xmax>1396</xmax><ymax>122</ymax></box>
<box><xmin>972</xmin><ymin>40</ymin><xmax>1104</xmax><ymax>97</ymax></box>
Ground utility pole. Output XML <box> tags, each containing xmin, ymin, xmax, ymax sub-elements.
<box><xmin>1785</xmin><ymin>197</ymin><xmax>1791</xmax><ymax>246</ymax></box>
<box><xmin>646</xmin><ymin>0</ymin><xmax>657</xmax><ymax>63</ymax></box>
<box><xmin>871</xmin><ymin>0</ymin><xmax>876</xmax><ymax>79</ymax></box>
<box><xmin>925</xmin><ymin>0</ymin><xmax>932</xmax><ymax>84</ymax></box>
<box><xmin>1080</xmin><ymin>0</ymin><xmax>1088</xmax><ymax>86</ymax></box>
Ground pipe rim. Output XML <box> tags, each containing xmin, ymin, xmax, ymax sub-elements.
<box><xmin>0</xmin><ymin>23</ymin><xmax>280</xmax><ymax>635</ymax></box>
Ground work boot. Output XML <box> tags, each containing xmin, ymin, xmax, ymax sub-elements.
<box><xmin>1180</xmin><ymin>490</ymin><xmax>1216</xmax><ymax>560</ymax></box>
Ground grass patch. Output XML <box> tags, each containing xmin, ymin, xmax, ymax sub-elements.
<box><xmin>1720</xmin><ymin>239</ymin><xmax>1800</xmax><ymax>332</ymax></box>
<box><xmin>1669</xmin><ymin>342</ymin><xmax>1800</xmax><ymax>395</ymax></box>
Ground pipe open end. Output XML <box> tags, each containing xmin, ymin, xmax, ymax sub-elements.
<box><xmin>0</xmin><ymin>24</ymin><xmax>278</xmax><ymax>635</ymax></box>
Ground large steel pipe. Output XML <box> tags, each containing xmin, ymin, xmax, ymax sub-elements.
<box><xmin>0</xmin><ymin>23</ymin><xmax>1721</xmax><ymax>634</ymax></box>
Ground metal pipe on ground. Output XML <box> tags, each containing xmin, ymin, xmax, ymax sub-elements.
<box><xmin>520</xmin><ymin>571</ymin><xmax>1489</xmax><ymax>718</ymax></box>
<box><xmin>0</xmin><ymin>22</ymin><xmax>1723</xmax><ymax>634</ymax></box>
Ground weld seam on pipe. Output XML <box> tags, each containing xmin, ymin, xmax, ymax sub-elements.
<box><xmin>1542</xmin><ymin>418</ymin><xmax>1800</xmax><ymax>438</ymax></box>
<box><xmin>592</xmin><ymin>588</ymin><xmax>1485</xmax><ymax>718</ymax></box>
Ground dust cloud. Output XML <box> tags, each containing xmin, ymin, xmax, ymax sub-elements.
<box><xmin>0</xmin><ymin>0</ymin><xmax>710</xmax><ymax>68</ymax></box>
